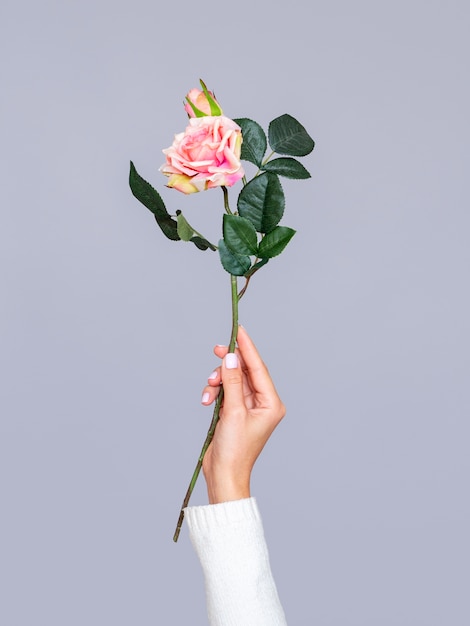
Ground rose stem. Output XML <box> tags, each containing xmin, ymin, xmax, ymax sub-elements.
<box><xmin>173</xmin><ymin>273</ymin><xmax>239</xmax><ymax>542</ymax></box>
<box><xmin>222</xmin><ymin>186</ymin><xmax>232</xmax><ymax>215</ymax></box>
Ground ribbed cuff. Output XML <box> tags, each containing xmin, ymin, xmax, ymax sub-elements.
<box><xmin>184</xmin><ymin>497</ymin><xmax>260</xmax><ymax>533</ymax></box>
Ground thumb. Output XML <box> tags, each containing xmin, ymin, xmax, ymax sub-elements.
<box><xmin>221</xmin><ymin>352</ymin><xmax>245</xmax><ymax>415</ymax></box>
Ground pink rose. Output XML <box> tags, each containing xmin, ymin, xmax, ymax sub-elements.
<box><xmin>160</xmin><ymin>116</ymin><xmax>244</xmax><ymax>194</ymax></box>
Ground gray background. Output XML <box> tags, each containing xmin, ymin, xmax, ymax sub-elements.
<box><xmin>1</xmin><ymin>0</ymin><xmax>469</xmax><ymax>624</ymax></box>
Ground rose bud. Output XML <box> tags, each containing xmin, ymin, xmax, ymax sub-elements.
<box><xmin>184</xmin><ymin>80</ymin><xmax>223</xmax><ymax>118</ymax></box>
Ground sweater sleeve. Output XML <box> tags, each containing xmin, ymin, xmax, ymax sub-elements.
<box><xmin>185</xmin><ymin>497</ymin><xmax>287</xmax><ymax>626</ymax></box>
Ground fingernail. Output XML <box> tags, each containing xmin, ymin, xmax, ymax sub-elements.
<box><xmin>201</xmin><ymin>392</ymin><xmax>210</xmax><ymax>404</ymax></box>
<box><xmin>208</xmin><ymin>371</ymin><xmax>218</xmax><ymax>380</ymax></box>
<box><xmin>225</xmin><ymin>353</ymin><xmax>238</xmax><ymax>369</ymax></box>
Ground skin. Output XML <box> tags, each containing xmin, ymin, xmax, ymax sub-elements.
<box><xmin>200</xmin><ymin>326</ymin><xmax>286</xmax><ymax>504</ymax></box>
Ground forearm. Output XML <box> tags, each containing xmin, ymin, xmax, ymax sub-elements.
<box><xmin>185</xmin><ymin>498</ymin><xmax>287</xmax><ymax>626</ymax></box>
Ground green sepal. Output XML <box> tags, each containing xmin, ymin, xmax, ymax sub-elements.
<box><xmin>262</xmin><ymin>157</ymin><xmax>311</xmax><ymax>179</ymax></box>
<box><xmin>258</xmin><ymin>226</ymin><xmax>296</xmax><ymax>259</ymax></box>
<box><xmin>176</xmin><ymin>210</ymin><xmax>194</xmax><ymax>241</ymax></box>
<box><xmin>268</xmin><ymin>114</ymin><xmax>315</xmax><ymax>157</ymax></box>
<box><xmin>244</xmin><ymin>257</ymin><xmax>269</xmax><ymax>278</ymax></box>
<box><xmin>199</xmin><ymin>79</ymin><xmax>223</xmax><ymax>116</ymax></box>
<box><xmin>233</xmin><ymin>118</ymin><xmax>267</xmax><ymax>166</ymax></box>
<box><xmin>185</xmin><ymin>97</ymin><xmax>206</xmax><ymax>118</ymax></box>
<box><xmin>129</xmin><ymin>161</ymin><xmax>179</xmax><ymax>241</ymax></box>
<box><xmin>237</xmin><ymin>172</ymin><xmax>285</xmax><ymax>234</ymax></box>
<box><xmin>218</xmin><ymin>239</ymin><xmax>251</xmax><ymax>276</ymax></box>
<box><xmin>223</xmin><ymin>214</ymin><xmax>258</xmax><ymax>256</ymax></box>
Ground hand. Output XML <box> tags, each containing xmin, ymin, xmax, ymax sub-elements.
<box><xmin>200</xmin><ymin>326</ymin><xmax>286</xmax><ymax>504</ymax></box>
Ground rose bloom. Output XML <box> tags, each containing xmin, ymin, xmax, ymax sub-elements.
<box><xmin>184</xmin><ymin>87</ymin><xmax>221</xmax><ymax>117</ymax></box>
<box><xmin>160</xmin><ymin>116</ymin><xmax>244</xmax><ymax>194</ymax></box>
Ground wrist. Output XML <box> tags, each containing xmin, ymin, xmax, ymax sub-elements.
<box><xmin>205</xmin><ymin>473</ymin><xmax>251</xmax><ymax>505</ymax></box>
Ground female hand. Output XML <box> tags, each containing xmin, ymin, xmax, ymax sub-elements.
<box><xmin>200</xmin><ymin>326</ymin><xmax>286</xmax><ymax>504</ymax></box>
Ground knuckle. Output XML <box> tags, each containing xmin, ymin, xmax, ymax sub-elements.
<box><xmin>224</xmin><ymin>372</ymin><xmax>243</xmax><ymax>386</ymax></box>
<box><xmin>230</xmin><ymin>407</ymin><xmax>246</xmax><ymax>420</ymax></box>
<box><xmin>276</xmin><ymin>400</ymin><xmax>287</xmax><ymax>421</ymax></box>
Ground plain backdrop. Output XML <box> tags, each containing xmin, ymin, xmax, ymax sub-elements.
<box><xmin>1</xmin><ymin>0</ymin><xmax>469</xmax><ymax>624</ymax></box>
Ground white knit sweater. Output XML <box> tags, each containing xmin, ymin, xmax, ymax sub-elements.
<box><xmin>185</xmin><ymin>498</ymin><xmax>287</xmax><ymax>626</ymax></box>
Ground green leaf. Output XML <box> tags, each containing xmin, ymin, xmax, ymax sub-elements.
<box><xmin>190</xmin><ymin>236</ymin><xmax>216</xmax><ymax>251</ymax></box>
<box><xmin>176</xmin><ymin>211</ymin><xmax>194</xmax><ymax>241</ymax></box>
<box><xmin>223</xmin><ymin>214</ymin><xmax>258</xmax><ymax>256</ymax></box>
<box><xmin>262</xmin><ymin>157</ymin><xmax>311</xmax><ymax>179</ymax></box>
<box><xmin>175</xmin><ymin>211</ymin><xmax>216</xmax><ymax>250</ymax></box>
<box><xmin>258</xmin><ymin>226</ymin><xmax>296</xmax><ymax>259</ymax></box>
<box><xmin>237</xmin><ymin>172</ymin><xmax>285</xmax><ymax>234</ymax></box>
<box><xmin>218</xmin><ymin>239</ymin><xmax>251</xmax><ymax>276</ymax></box>
<box><xmin>192</xmin><ymin>236</ymin><xmax>217</xmax><ymax>251</ymax></box>
<box><xmin>233</xmin><ymin>118</ymin><xmax>267</xmax><ymax>166</ymax></box>
<box><xmin>268</xmin><ymin>114</ymin><xmax>315</xmax><ymax>157</ymax></box>
<box><xmin>129</xmin><ymin>162</ymin><xmax>180</xmax><ymax>241</ymax></box>
<box><xmin>244</xmin><ymin>257</ymin><xmax>269</xmax><ymax>278</ymax></box>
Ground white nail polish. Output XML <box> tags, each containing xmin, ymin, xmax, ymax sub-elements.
<box><xmin>208</xmin><ymin>371</ymin><xmax>218</xmax><ymax>380</ymax></box>
<box><xmin>201</xmin><ymin>392</ymin><xmax>210</xmax><ymax>404</ymax></box>
<box><xmin>225</xmin><ymin>353</ymin><xmax>238</xmax><ymax>369</ymax></box>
